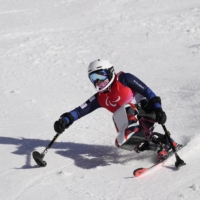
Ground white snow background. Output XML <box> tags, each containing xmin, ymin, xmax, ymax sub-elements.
<box><xmin>0</xmin><ymin>0</ymin><xmax>200</xmax><ymax>199</ymax></box>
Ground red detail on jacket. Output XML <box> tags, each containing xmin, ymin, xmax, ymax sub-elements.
<box><xmin>97</xmin><ymin>73</ymin><xmax>134</xmax><ymax>113</ymax></box>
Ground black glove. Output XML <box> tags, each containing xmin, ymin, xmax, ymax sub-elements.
<box><xmin>155</xmin><ymin>108</ymin><xmax>167</xmax><ymax>125</ymax></box>
<box><xmin>54</xmin><ymin>118</ymin><xmax>67</xmax><ymax>134</ymax></box>
<box><xmin>54</xmin><ymin>112</ymin><xmax>74</xmax><ymax>134</ymax></box>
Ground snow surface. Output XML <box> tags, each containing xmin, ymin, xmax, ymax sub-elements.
<box><xmin>0</xmin><ymin>0</ymin><xmax>200</xmax><ymax>199</ymax></box>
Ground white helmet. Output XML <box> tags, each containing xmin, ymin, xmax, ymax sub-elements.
<box><xmin>88</xmin><ymin>59</ymin><xmax>115</xmax><ymax>92</ymax></box>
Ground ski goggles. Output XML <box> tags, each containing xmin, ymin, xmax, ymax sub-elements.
<box><xmin>89</xmin><ymin>69</ymin><xmax>109</xmax><ymax>84</ymax></box>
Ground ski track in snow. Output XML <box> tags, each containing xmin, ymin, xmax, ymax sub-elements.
<box><xmin>0</xmin><ymin>0</ymin><xmax>200</xmax><ymax>199</ymax></box>
<box><xmin>14</xmin><ymin>164</ymin><xmax>73</xmax><ymax>200</ymax></box>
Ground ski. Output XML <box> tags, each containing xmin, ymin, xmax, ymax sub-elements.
<box><xmin>32</xmin><ymin>151</ymin><xmax>47</xmax><ymax>167</ymax></box>
<box><xmin>32</xmin><ymin>133</ymin><xmax>60</xmax><ymax>167</ymax></box>
<box><xmin>133</xmin><ymin>144</ymin><xmax>184</xmax><ymax>177</ymax></box>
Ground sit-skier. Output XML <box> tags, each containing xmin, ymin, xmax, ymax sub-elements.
<box><xmin>54</xmin><ymin>59</ymin><xmax>180</xmax><ymax>160</ymax></box>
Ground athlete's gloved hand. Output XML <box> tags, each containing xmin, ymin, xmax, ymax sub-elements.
<box><xmin>54</xmin><ymin>118</ymin><xmax>68</xmax><ymax>134</ymax></box>
<box><xmin>155</xmin><ymin>108</ymin><xmax>167</xmax><ymax>125</ymax></box>
<box><xmin>54</xmin><ymin>112</ymin><xmax>74</xmax><ymax>133</ymax></box>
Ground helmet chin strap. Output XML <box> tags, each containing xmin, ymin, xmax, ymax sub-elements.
<box><xmin>96</xmin><ymin>84</ymin><xmax>111</xmax><ymax>92</ymax></box>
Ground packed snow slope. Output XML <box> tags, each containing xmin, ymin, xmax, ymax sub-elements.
<box><xmin>0</xmin><ymin>0</ymin><xmax>200</xmax><ymax>199</ymax></box>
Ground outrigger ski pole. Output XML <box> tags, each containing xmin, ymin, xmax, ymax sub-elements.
<box><xmin>32</xmin><ymin>133</ymin><xmax>60</xmax><ymax>167</ymax></box>
<box><xmin>162</xmin><ymin>124</ymin><xmax>186</xmax><ymax>168</ymax></box>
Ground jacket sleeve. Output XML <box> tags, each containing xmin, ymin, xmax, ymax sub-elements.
<box><xmin>118</xmin><ymin>72</ymin><xmax>162</xmax><ymax>109</ymax></box>
<box><xmin>65</xmin><ymin>93</ymin><xmax>102</xmax><ymax>123</ymax></box>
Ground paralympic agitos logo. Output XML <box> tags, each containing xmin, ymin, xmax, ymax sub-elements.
<box><xmin>105</xmin><ymin>96</ymin><xmax>121</xmax><ymax>107</ymax></box>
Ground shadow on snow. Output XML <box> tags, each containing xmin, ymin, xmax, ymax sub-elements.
<box><xmin>0</xmin><ymin>136</ymin><xmax>143</xmax><ymax>169</ymax></box>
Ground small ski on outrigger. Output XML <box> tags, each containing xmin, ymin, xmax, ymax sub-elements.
<box><xmin>133</xmin><ymin>144</ymin><xmax>184</xmax><ymax>177</ymax></box>
<box><xmin>134</xmin><ymin>125</ymin><xmax>186</xmax><ymax>177</ymax></box>
<box><xmin>32</xmin><ymin>133</ymin><xmax>60</xmax><ymax>167</ymax></box>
